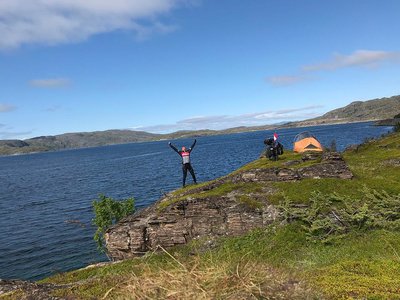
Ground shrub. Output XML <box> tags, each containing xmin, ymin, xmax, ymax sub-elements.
<box><xmin>279</xmin><ymin>187</ymin><xmax>400</xmax><ymax>243</ymax></box>
<box><xmin>92</xmin><ymin>194</ymin><xmax>135</xmax><ymax>254</ymax></box>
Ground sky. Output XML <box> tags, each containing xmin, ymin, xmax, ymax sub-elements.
<box><xmin>0</xmin><ymin>0</ymin><xmax>400</xmax><ymax>139</ymax></box>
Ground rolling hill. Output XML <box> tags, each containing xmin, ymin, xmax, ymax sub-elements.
<box><xmin>1</xmin><ymin>95</ymin><xmax>399</xmax><ymax>156</ymax></box>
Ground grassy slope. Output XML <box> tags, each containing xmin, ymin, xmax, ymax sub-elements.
<box><xmin>3</xmin><ymin>132</ymin><xmax>400</xmax><ymax>299</ymax></box>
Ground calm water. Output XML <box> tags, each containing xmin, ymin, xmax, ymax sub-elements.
<box><xmin>0</xmin><ymin>122</ymin><xmax>392</xmax><ymax>280</ymax></box>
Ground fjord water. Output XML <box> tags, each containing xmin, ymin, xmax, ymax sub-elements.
<box><xmin>0</xmin><ymin>122</ymin><xmax>392</xmax><ymax>280</ymax></box>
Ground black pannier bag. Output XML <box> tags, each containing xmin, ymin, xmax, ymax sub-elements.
<box><xmin>264</xmin><ymin>138</ymin><xmax>284</xmax><ymax>161</ymax></box>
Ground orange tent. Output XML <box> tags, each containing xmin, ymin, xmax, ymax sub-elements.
<box><xmin>293</xmin><ymin>131</ymin><xmax>323</xmax><ymax>153</ymax></box>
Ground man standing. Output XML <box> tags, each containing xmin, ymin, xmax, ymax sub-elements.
<box><xmin>168</xmin><ymin>139</ymin><xmax>197</xmax><ymax>187</ymax></box>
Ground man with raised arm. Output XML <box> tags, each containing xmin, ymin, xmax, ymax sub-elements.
<box><xmin>168</xmin><ymin>139</ymin><xmax>197</xmax><ymax>187</ymax></box>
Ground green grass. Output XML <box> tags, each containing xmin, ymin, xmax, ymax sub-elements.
<box><xmin>208</xmin><ymin>226</ymin><xmax>400</xmax><ymax>299</ymax></box>
<box><xmin>230</xmin><ymin>150</ymin><xmax>317</xmax><ymax>174</ymax></box>
<box><xmin>35</xmin><ymin>226</ymin><xmax>400</xmax><ymax>299</ymax></box>
<box><xmin>237</xmin><ymin>195</ymin><xmax>263</xmax><ymax>209</ymax></box>
<box><xmin>305</xmin><ymin>230</ymin><xmax>400</xmax><ymax>299</ymax></box>
<box><xmin>169</xmin><ymin>178</ymin><xmax>220</xmax><ymax>196</ymax></box>
<box><xmin>158</xmin><ymin>181</ymin><xmax>264</xmax><ymax>211</ymax></box>
<box><xmin>313</xmin><ymin>260</ymin><xmax>400</xmax><ymax>299</ymax></box>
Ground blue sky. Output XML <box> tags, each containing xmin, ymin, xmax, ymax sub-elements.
<box><xmin>0</xmin><ymin>0</ymin><xmax>399</xmax><ymax>139</ymax></box>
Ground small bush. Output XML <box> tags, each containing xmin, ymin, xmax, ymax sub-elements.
<box><xmin>92</xmin><ymin>194</ymin><xmax>135</xmax><ymax>253</ymax></box>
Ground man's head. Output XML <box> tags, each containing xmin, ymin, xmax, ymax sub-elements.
<box><xmin>181</xmin><ymin>146</ymin><xmax>186</xmax><ymax>151</ymax></box>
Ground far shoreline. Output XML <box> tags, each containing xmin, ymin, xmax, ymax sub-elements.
<box><xmin>0</xmin><ymin>119</ymin><xmax>394</xmax><ymax>158</ymax></box>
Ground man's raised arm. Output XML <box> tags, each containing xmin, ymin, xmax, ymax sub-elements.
<box><xmin>190</xmin><ymin>139</ymin><xmax>197</xmax><ymax>151</ymax></box>
<box><xmin>168</xmin><ymin>142</ymin><xmax>180</xmax><ymax>154</ymax></box>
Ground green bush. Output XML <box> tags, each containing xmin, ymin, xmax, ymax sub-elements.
<box><xmin>92</xmin><ymin>194</ymin><xmax>135</xmax><ymax>253</ymax></box>
<box><xmin>279</xmin><ymin>187</ymin><xmax>400</xmax><ymax>243</ymax></box>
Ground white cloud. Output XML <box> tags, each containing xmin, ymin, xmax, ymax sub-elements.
<box><xmin>0</xmin><ymin>103</ymin><xmax>16</xmax><ymax>112</ymax></box>
<box><xmin>43</xmin><ymin>105</ymin><xmax>63</xmax><ymax>112</ymax></box>
<box><xmin>266</xmin><ymin>75</ymin><xmax>310</xmax><ymax>86</ymax></box>
<box><xmin>30</xmin><ymin>78</ymin><xmax>71</xmax><ymax>88</ymax></box>
<box><xmin>0</xmin><ymin>130</ymin><xmax>33</xmax><ymax>140</ymax></box>
<box><xmin>303</xmin><ymin>50</ymin><xmax>400</xmax><ymax>71</ymax></box>
<box><xmin>135</xmin><ymin>106</ymin><xmax>323</xmax><ymax>133</ymax></box>
<box><xmin>0</xmin><ymin>0</ymin><xmax>194</xmax><ymax>49</ymax></box>
<box><xmin>267</xmin><ymin>50</ymin><xmax>400</xmax><ymax>87</ymax></box>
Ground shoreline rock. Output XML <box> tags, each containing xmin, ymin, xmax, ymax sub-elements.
<box><xmin>0</xmin><ymin>279</ymin><xmax>65</xmax><ymax>300</ymax></box>
<box><xmin>373</xmin><ymin>118</ymin><xmax>400</xmax><ymax>126</ymax></box>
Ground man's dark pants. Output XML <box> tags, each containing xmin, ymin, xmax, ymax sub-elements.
<box><xmin>182</xmin><ymin>163</ymin><xmax>196</xmax><ymax>186</ymax></box>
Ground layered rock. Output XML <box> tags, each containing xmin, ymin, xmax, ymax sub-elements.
<box><xmin>105</xmin><ymin>153</ymin><xmax>353</xmax><ymax>260</ymax></box>
<box><xmin>106</xmin><ymin>196</ymin><xmax>279</xmax><ymax>260</ymax></box>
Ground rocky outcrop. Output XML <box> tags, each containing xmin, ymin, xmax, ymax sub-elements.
<box><xmin>105</xmin><ymin>153</ymin><xmax>353</xmax><ymax>260</ymax></box>
<box><xmin>374</xmin><ymin>118</ymin><xmax>400</xmax><ymax>126</ymax></box>
<box><xmin>0</xmin><ymin>279</ymin><xmax>64</xmax><ymax>300</ymax></box>
<box><xmin>106</xmin><ymin>196</ymin><xmax>279</xmax><ymax>260</ymax></box>
<box><xmin>234</xmin><ymin>152</ymin><xmax>352</xmax><ymax>182</ymax></box>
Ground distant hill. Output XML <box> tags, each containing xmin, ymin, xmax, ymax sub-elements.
<box><xmin>282</xmin><ymin>95</ymin><xmax>400</xmax><ymax>128</ymax></box>
<box><xmin>1</xmin><ymin>95</ymin><xmax>399</xmax><ymax>156</ymax></box>
<box><xmin>0</xmin><ymin>130</ymin><xmax>162</xmax><ymax>156</ymax></box>
<box><xmin>0</xmin><ymin>127</ymin><xmax>278</xmax><ymax>156</ymax></box>
<box><xmin>317</xmin><ymin>95</ymin><xmax>400</xmax><ymax>121</ymax></box>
